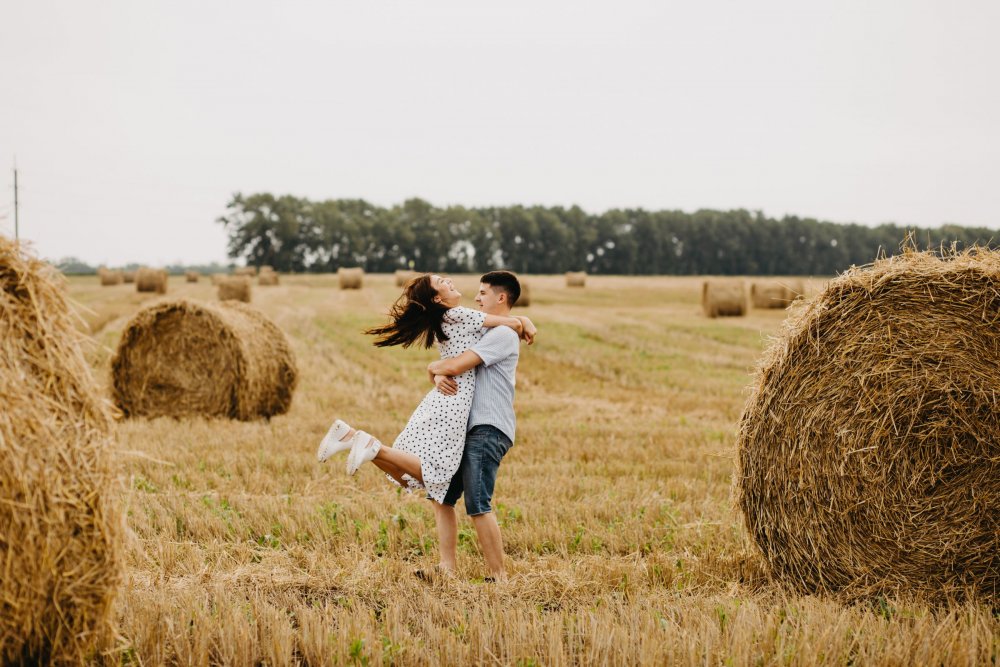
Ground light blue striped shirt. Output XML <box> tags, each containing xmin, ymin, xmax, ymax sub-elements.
<box><xmin>467</xmin><ymin>325</ymin><xmax>519</xmax><ymax>443</ymax></box>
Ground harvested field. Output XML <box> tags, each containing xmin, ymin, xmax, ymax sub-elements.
<box><xmin>1</xmin><ymin>240</ymin><xmax>122</xmax><ymax>664</ymax></box>
<box><xmin>60</xmin><ymin>272</ymin><xmax>997</xmax><ymax>665</ymax></box>
<box><xmin>737</xmin><ymin>251</ymin><xmax>1000</xmax><ymax>602</ymax></box>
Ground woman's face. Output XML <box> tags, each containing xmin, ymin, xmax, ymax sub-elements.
<box><xmin>431</xmin><ymin>274</ymin><xmax>461</xmax><ymax>308</ymax></box>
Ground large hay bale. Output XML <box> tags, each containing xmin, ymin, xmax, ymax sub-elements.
<box><xmin>338</xmin><ymin>267</ymin><xmax>364</xmax><ymax>289</ymax></box>
<box><xmin>394</xmin><ymin>269</ymin><xmax>419</xmax><ymax>287</ymax></box>
<box><xmin>136</xmin><ymin>267</ymin><xmax>167</xmax><ymax>294</ymax></box>
<box><xmin>737</xmin><ymin>249</ymin><xmax>1000</xmax><ymax>601</ymax></box>
<box><xmin>111</xmin><ymin>299</ymin><xmax>298</xmax><ymax>420</ymax></box>
<box><xmin>234</xmin><ymin>266</ymin><xmax>257</xmax><ymax>277</ymax></box>
<box><xmin>513</xmin><ymin>280</ymin><xmax>531</xmax><ymax>307</ymax></box>
<box><xmin>218</xmin><ymin>276</ymin><xmax>252</xmax><ymax>302</ymax></box>
<box><xmin>750</xmin><ymin>279</ymin><xmax>804</xmax><ymax>309</ymax></box>
<box><xmin>99</xmin><ymin>269</ymin><xmax>123</xmax><ymax>286</ymax></box>
<box><xmin>0</xmin><ymin>239</ymin><xmax>123</xmax><ymax>663</ymax></box>
<box><xmin>258</xmin><ymin>270</ymin><xmax>279</xmax><ymax>286</ymax></box>
<box><xmin>565</xmin><ymin>271</ymin><xmax>587</xmax><ymax>287</ymax></box>
<box><xmin>185</xmin><ymin>271</ymin><xmax>200</xmax><ymax>283</ymax></box>
<box><xmin>701</xmin><ymin>279</ymin><xmax>747</xmax><ymax>317</ymax></box>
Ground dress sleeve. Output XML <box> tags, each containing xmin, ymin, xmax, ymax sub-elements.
<box><xmin>451</xmin><ymin>306</ymin><xmax>486</xmax><ymax>334</ymax></box>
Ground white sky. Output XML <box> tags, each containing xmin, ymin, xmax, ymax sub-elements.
<box><xmin>1</xmin><ymin>0</ymin><xmax>998</xmax><ymax>266</ymax></box>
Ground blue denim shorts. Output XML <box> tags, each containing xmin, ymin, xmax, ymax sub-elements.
<box><xmin>442</xmin><ymin>425</ymin><xmax>512</xmax><ymax>516</ymax></box>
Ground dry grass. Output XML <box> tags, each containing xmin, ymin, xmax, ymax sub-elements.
<box><xmin>61</xmin><ymin>272</ymin><xmax>999</xmax><ymax>666</ymax></box>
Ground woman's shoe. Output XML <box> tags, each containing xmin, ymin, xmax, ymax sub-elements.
<box><xmin>346</xmin><ymin>431</ymin><xmax>380</xmax><ymax>475</ymax></box>
<box><xmin>317</xmin><ymin>419</ymin><xmax>352</xmax><ymax>462</ymax></box>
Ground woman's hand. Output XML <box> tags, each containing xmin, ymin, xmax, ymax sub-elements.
<box><xmin>516</xmin><ymin>316</ymin><xmax>537</xmax><ymax>345</ymax></box>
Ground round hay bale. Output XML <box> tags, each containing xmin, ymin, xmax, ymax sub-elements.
<box><xmin>0</xmin><ymin>239</ymin><xmax>122</xmax><ymax>663</ymax></box>
<box><xmin>135</xmin><ymin>267</ymin><xmax>167</xmax><ymax>294</ymax></box>
<box><xmin>122</xmin><ymin>270</ymin><xmax>136</xmax><ymax>284</ymax></box>
<box><xmin>258</xmin><ymin>271</ymin><xmax>279</xmax><ymax>286</ymax></box>
<box><xmin>394</xmin><ymin>269</ymin><xmax>419</xmax><ymax>287</ymax></box>
<box><xmin>565</xmin><ymin>271</ymin><xmax>587</xmax><ymax>287</ymax></box>
<box><xmin>218</xmin><ymin>276</ymin><xmax>252</xmax><ymax>302</ymax></box>
<box><xmin>513</xmin><ymin>280</ymin><xmax>531</xmax><ymax>307</ymax></box>
<box><xmin>185</xmin><ymin>271</ymin><xmax>200</xmax><ymax>283</ymax></box>
<box><xmin>701</xmin><ymin>279</ymin><xmax>747</xmax><ymax>317</ymax></box>
<box><xmin>750</xmin><ymin>279</ymin><xmax>804</xmax><ymax>309</ymax></box>
<box><xmin>99</xmin><ymin>269</ymin><xmax>123</xmax><ymax>286</ymax></box>
<box><xmin>111</xmin><ymin>298</ymin><xmax>298</xmax><ymax>420</ymax></box>
<box><xmin>234</xmin><ymin>266</ymin><xmax>257</xmax><ymax>277</ymax></box>
<box><xmin>737</xmin><ymin>250</ymin><xmax>1000</xmax><ymax>601</ymax></box>
<box><xmin>338</xmin><ymin>267</ymin><xmax>364</xmax><ymax>289</ymax></box>
<box><xmin>260</xmin><ymin>265</ymin><xmax>275</xmax><ymax>274</ymax></box>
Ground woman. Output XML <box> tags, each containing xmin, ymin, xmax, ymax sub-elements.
<box><xmin>317</xmin><ymin>274</ymin><xmax>534</xmax><ymax>505</ymax></box>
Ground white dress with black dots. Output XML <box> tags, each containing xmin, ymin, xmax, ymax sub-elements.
<box><xmin>388</xmin><ymin>306</ymin><xmax>487</xmax><ymax>503</ymax></box>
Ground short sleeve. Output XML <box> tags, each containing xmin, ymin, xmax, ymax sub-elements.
<box><xmin>471</xmin><ymin>326</ymin><xmax>518</xmax><ymax>367</ymax></box>
<box><xmin>447</xmin><ymin>306</ymin><xmax>486</xmax><ymax>334</ymax></box>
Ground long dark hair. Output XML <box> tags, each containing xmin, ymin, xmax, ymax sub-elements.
<box><xmin>365</xmin><ymin>274</ymin><xmax>450</xmax><ymax>348</ymax></box>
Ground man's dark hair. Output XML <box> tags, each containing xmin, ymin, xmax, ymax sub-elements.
<box><xmin>480</xmin><ymin>271</ymin><xmax>521</xmax><ymax>307</ymax></box>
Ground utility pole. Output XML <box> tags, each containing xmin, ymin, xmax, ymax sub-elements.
<box><xmin>13</xmin><ymin>162</ymin><xmax>19</xmax><ymax>241</ymax></box>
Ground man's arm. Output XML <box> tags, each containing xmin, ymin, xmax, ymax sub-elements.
<box><xmin>427</xmin><ymin>349</ymin><xmax>483</xmax><ymax>377</ymax></box>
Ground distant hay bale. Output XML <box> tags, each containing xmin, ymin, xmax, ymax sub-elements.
<box><xmin>701</xmin><ymin>279</ymin><xmax>747</xmax><ymax>317</ymax></box>
<box><xmin>0</xmin><ymin>238</ymin><xmax>122</xmax><ymax>663</ymax></box>
<box><xmin>750</xmin><ymin>279</ymin><xmax>804</xmax><ymax>309</ymax></box>
<box><xmin>565</xmin><ymin>271</ymin><xmax>587</xmax><ymax>287</ymax></box>
<box><xmin>394</xmin><ymin>269</ymin><xmax>418</xmax><ymax>287</ymax></box>
<box><xmin>122</xmin><ymin>271</ymin><xmax>136</xmax><ymax>284</ymax></box>
<box><xmin>210</xmin><ymin>274</ymin><xmax>224</xmax><ymax>286</ymax></box>
<box><xmin>135</xmin><ymin>268</ymin><xmax>167</xmax><ymax>294</ymax></box>
<box><xmin>218</xmin><ymin>276</ymin><xmax>252</xmax><ymax>302</ymax></box>
<box><xmin>185</xmin><ymin>271</ymin><xmax>200</xmax><ymax>283</ymax></box>
<box><xmin>258</xmin><ymin>270</ymin><xmax>279</xmax><ymax>286</ymax></box>
<box><xmin>514</xmin><ymin>281</ymin><xmax>531</xmax><ymax>307</ymax></box>
<box><xmin>338</xmin><ymin>267</ymin><xmax>364</xmax><ymax>289</ymax></box>
<box><xmin>737</xmin><ymin>249</ymin><xmax>1000</xmax><ymax>601</ymax></box>
<box><xmin>99</xmin><ymin>269</ymin><xmax>123</xmax><ymax>286</ymax></box>
<box><xmin>111</xmin><ymin>299</ymin><xmax>298</xmax><ymax>420</ymax></box>
<box><xmin>234</xmin><ymin>266</ymin><xmax>257</xmax><ymax>277</ymax></box>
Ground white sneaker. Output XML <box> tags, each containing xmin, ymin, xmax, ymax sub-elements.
<box><xmin>346</xmin><ymin>431</ymin><xmax>380</xmax><ymax>476</ymax></box>
<box><xmin>317</xmin><ymin>419</ymin><xmax>353</xmax><ymax>463</ymax></box>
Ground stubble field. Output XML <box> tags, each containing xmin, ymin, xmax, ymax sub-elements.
<box><xmin>68</xmin><ymin>273</ymin><xmax>999</xmax><ymax>666</ymax></box>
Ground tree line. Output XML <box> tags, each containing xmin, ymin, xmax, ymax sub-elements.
<box><xmin>217</xmin><ymin>193</ymin><xmax>999</xmax><ymax>275</ymax></box>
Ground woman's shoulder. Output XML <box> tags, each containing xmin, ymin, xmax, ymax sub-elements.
<box><xmin>444</xmin><ymin>306</ymin><xmax>482</xmax><ymax>322</ymax></box>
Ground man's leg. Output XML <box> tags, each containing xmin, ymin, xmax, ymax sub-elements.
<box><xmin>470</xmin><ymin>512</ymin><xmax>505</xmax><ymax>579</ymax></box>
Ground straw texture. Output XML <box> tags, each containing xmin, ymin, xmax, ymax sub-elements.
<box><xmin>737</xmin><ymin>249</ymin><xmax>1000</xmax><ymax>601</ymax></box>
<box><xmin>111</xmin><ymin>299</ymin><xmax>297</xmax><ymax>420</ymax></box>
<box><xmin>702</xmin><ymin>279</ymin><xmax>747</xmax><ymax>317</ymax></box>
<box><xmin>0</xmin><ymin>238</ymin><xmax>123</xmax><ymax>664</ymax></box>
<box><xmin>338</xmin><ymin>267</ymin><xmax>364</xmax><ymax>289</ymax></box>
<box><xmin>750</xmin><ymin>279</ymin><xmax>804</xmax><ymax>309</ymax></box>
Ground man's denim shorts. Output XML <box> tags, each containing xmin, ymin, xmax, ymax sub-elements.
<box><xmin>442</xmin><ymin>425</ymin><xmax>512</xmax><ymax>516</ymax></box>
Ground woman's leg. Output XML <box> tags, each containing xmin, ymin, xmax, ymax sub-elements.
<box><xmin>371</xmin><ymin>458</ymin><xmax>408</xmax><ymax>487</ymax></box>
<box><xmin>344</xmin><ymin>427</ymin><xmax>424</xmax><ymax>483</ymax></box>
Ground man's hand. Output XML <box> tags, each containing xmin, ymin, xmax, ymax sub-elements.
<box><xmin>516</xmin><ymin>316</ymin><xmax>537</xmax><ymax>345</ymax></box>
<box><xmin>434</xmin><ymin>374</ymin><xmax>458</xmax><ymax>396</ymax></box>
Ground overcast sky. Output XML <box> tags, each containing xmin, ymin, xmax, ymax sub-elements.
<box><xmin>2</xmin><ymin>1</ymin><xmax>998</xmax><ymax>266</ymax></box>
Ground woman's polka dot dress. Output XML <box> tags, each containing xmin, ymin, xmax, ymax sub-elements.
<box><xmin>388</xmin><ymin>306</ymin><xmax>486</xmax><ymax>502</ymax></box>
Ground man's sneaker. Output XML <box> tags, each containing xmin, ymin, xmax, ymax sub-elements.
<box><xmin>317</xmin><ymin>419</ymin><xmax>352</xmax><ymax>462</ymax></box>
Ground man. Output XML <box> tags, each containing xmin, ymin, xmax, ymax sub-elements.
<box><xmin>424</xmin><ymin>270</ymin><xmax>534</xmax><ymax>582</ymax></box>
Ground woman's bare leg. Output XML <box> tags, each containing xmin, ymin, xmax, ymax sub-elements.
<box><xmin>343</xmin><ymin>427</ymin><xmax>423</xmax><ymax>483</ymax></box>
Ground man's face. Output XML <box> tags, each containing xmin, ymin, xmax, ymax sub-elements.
<box><xmin>475</xmin><ymin>282</ymin><xmax>505</xmax><ymax>313</ymax></box>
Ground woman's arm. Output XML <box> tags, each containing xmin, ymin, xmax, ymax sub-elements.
<box><xmin>482</xmin><ymin>314</ymin><xmax>524</xmax><ymax>337</ymax></box>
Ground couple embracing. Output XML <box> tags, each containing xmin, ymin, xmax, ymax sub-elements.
<box><xmin>317</xmin><ymin>271</ymin><xmax>535</xmax><ymax>582</ymax></box>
